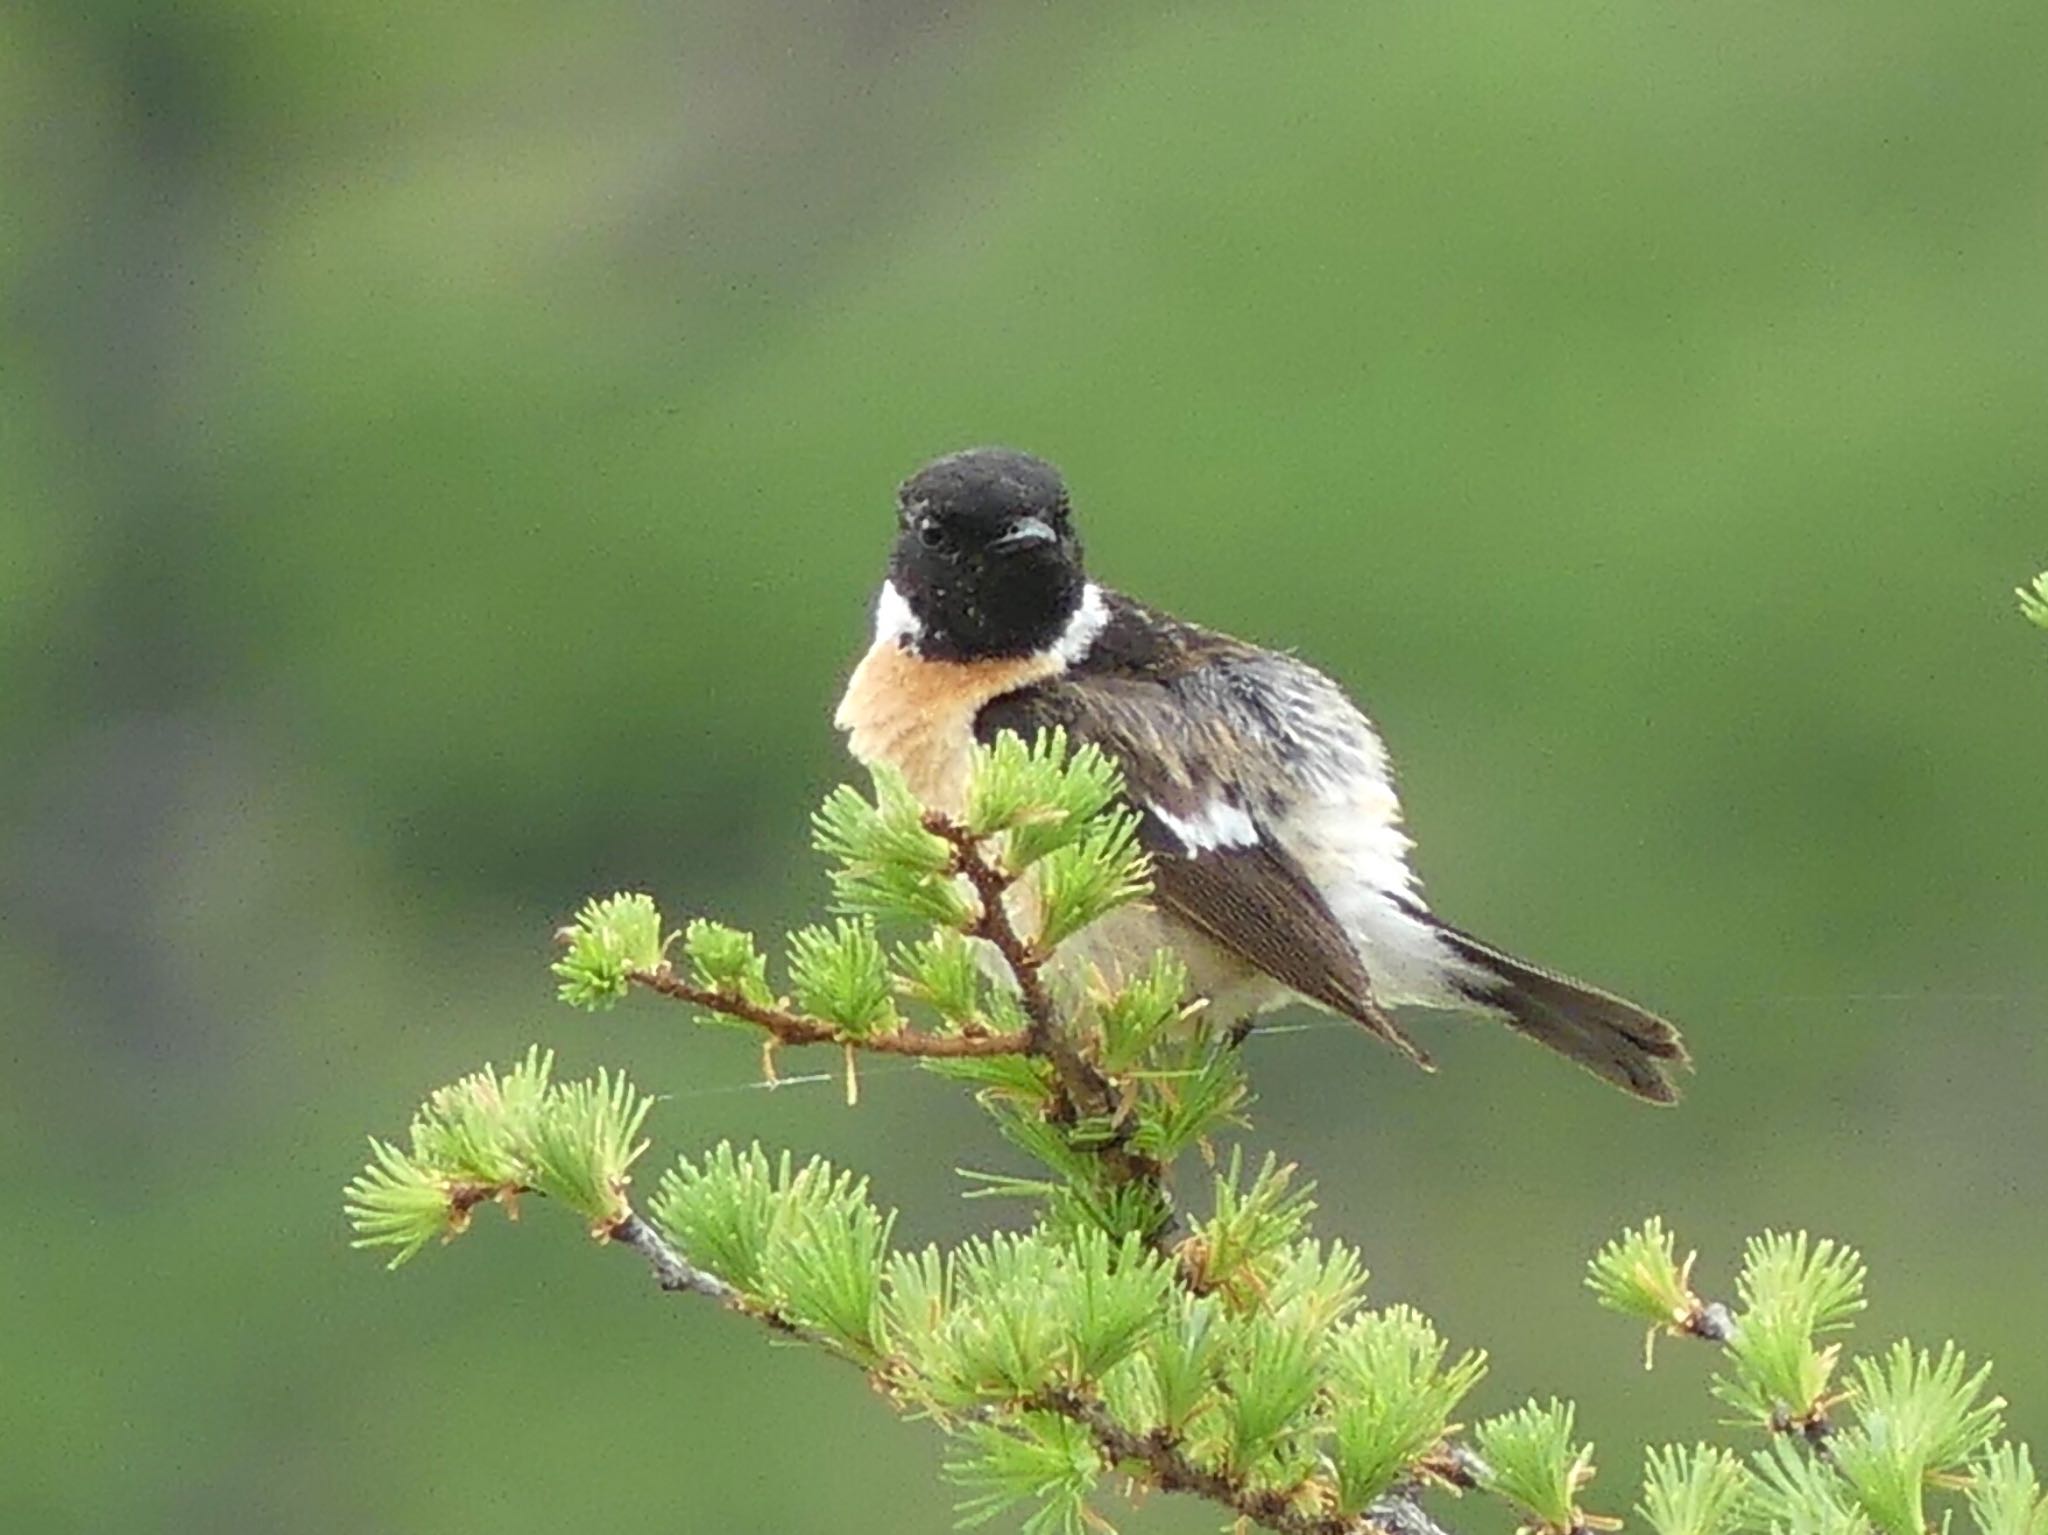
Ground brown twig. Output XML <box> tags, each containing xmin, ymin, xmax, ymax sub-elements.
<box><xmin>625</xmin><ymin>966</ymin><xmax>1031</xmax><ymax>1056</ymax></box>
<box><xmin>919</xmin><ymin>817</ymin><xmax>1065</xmax><ymax>1055</ymax></box>
<box><xmin>921</xmin><ymin>814</ymin><xmax>1167</xmax><ymax>1195</ymax></box>
<box><xmin>620</xmin><ymin>810</ymin><xmax>1169</xmax><ymax>1218</ymax></box>
<box><xmin>1033</xmin><ymin>1386</ymin><xmax>1389</xmax><ymax>1535</ymax></box>
<box><xmin>921</xmin><ymin>816</ymin><xmax>1103</xmax><ymax>1100</ymax></box>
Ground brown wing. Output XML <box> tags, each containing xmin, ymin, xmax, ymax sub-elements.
<box><xmin>976</xmin><ymin>674</ymin><xmax>1428</xmax><ymax>1066</ymax></box>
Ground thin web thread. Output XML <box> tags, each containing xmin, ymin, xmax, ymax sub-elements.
<box><xmin>643</xmin><ymin>992</ymin><xmax>2038</xmax><ymax>1105</ymax></box>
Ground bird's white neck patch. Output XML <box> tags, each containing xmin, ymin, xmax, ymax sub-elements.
<box><xmin>1051</xmin><ymin>583</ymin><xmax>1110</xmax><ymax>667</ymax></box>
<box><xmin>872</xmin><ymin>581</ymin><xmax>923</xmax><ymax>650</ymax></box>
<box><xmin>873</xmin><ymin>579</ymin><xmax>1107</xmax><ymax>668</ymax></box>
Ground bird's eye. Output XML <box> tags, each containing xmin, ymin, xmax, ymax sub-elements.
<box><xmin>916</xmin><ymin>520</ymin><xmax>945</xmax><ymax>550</ymax></box>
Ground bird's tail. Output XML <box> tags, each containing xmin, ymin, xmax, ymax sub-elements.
<box><xmin>1427</xmin><ymin>919</ymin><xmax>1689</xmax><ymax>1104</ymax></box>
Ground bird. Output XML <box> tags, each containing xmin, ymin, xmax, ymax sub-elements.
<box><xmin>834</xmin><ymin>446</ymin><xmax>1688</xmax><ymax>1102</ymax></box>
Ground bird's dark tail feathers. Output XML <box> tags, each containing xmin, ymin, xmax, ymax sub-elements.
<box><xmin>1427</xmin><ymin>919</ymin><xmax>1690</xmax><ymax>1104</ymax></box>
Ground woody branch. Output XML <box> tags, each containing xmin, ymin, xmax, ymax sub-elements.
<box><xmin>607</xmin><ymin>1209</ymin><xmax>1438</xmax><ymax>1535</ymax></box>
<box><xmin>624</xmin><ymin>807</ymin><xmax>1163</xmax><ymax>1189</ymax></box>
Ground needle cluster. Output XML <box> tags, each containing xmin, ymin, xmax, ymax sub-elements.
<box><xmin>1590</xmin><ymin>1220</ymin><xmax>2033</xmax><ymax>1535</ymax></box>
<box><xmin>2018</xmin><ymin>571</ymin><xmax>2048</xmax><ymax>631</ymax></box>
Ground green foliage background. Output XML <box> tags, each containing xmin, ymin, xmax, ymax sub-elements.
<box><xmin>5</xmin><ymin>3</ymin><xmax>2044</xmax><ymax>1530</ymax></box>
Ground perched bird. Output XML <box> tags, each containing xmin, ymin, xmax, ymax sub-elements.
<box><xmin>836</xmin><ymin>447</ymin><xmax>1688</xmax><ymax>1102</ymax></box>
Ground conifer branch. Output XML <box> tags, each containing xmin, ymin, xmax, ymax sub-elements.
<box><xmin>610</xmin><ymin>1211</ymin><xmax>740</xmax><ymax>1305</ymax></box>
<box><xmin>1036</xmin><ymin>1385</ymin><xmax>1380</xmax><ymax>1535</ymax></box>
<box><xmin>598</xmin><ymin>1209</ymin><xmax>1433</xmax><ymax>1535</ymax></box>
<box><xmin>559</xmin><ymin>757</ymin><xmax>1171</xmax><ymax>1219</ymax></box>
<box><xmin>624</xmin><ymin>965</ymin><xmax>1032</xmax><ymax>1056</ymax></box>
<box><xmin>352</xmin><ymin>735</ymin><xmax>2042</xmax><ymax>1535</ymax></box>
<box><xmin>919</xmin><ymin>811</ymin><xmax>1166</xmax><ymax>1200</ymax></box>
<box><xmin>608</xmin><ymin>1201</ymin><xmax>1434</xmax><ymax>1535</ymax></box>
<box><xmin>922</xmin><ymin>814</ymin><xmax>1099</xmax><ymax>1091</ymax></box>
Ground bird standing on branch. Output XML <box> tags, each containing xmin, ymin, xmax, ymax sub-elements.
<box><xmin>836</xmin><ymin>447</ymin><xmax>1688</xmax><ymax>1102</ymax></box>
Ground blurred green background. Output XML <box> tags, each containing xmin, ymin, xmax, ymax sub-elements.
<box><xmin>6</xmin><ymin>2</ymin><xmax>2045</xmax><ymax>1530</ymax></box>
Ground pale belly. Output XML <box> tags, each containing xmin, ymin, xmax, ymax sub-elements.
<box><xmin>1030</xmin><ymin>893</ymin><xmax>1293</xmax><ymax>1028</ymax></box>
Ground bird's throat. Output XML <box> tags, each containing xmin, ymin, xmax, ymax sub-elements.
<box><xmin>833</xmin><ymin>639</ymin><xmax>1064</xmax><ymax>815</ymax></box>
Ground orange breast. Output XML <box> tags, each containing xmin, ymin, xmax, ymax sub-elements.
<box><xmin>833</xmin><ymin>640</ymin><xmax>1063</xmax><ymax>814</ymax></box>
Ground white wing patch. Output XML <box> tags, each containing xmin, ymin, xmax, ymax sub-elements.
<box><xmin>1150</xmin><ymin>797</ymin><xmax>1261</xmax><ymax>854</ymax></box>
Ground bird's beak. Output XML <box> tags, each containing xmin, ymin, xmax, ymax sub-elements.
<box><xmin>989</xmin><ymin>515</ymin><xmax>1058</xmax><ymax>555</ymax></box>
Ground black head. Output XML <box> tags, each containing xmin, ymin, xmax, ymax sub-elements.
<box><xmin>887</xmin><ymin>447</ymin><xmax>1088</xmax><ymax>661</ymax></box>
